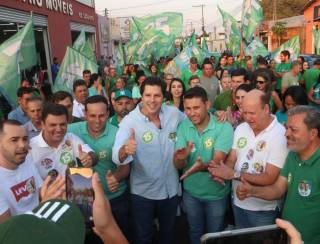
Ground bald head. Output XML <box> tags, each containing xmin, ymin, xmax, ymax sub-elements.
<box><xmin>243</xmin><ymin>89</ymin><xmax>269</xmax><ymax>109</ymax></box>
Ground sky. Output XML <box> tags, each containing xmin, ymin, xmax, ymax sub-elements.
<box><xmin>95</xmin><ymin>0</ymin><xmax>243</xmax><ymax>34</ymax></box>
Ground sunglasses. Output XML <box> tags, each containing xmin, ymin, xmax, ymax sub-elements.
<box><xmin>256</xmin><ymin>80</ymin><xmax>266</xmax><ymax>84</ymax></box>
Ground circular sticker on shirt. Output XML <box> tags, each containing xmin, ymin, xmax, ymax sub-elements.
<box><xmin>237</xmin><ymin>137</ymin><xmax>247</xmax><ymax>149</ymax></box>
<box><xmin>142</xmin><ymin>131</ymin><xmax>154</xmax><ymax>143</ymax></box>
<box><xmin>240</xmin><ymin>162</ymin><xmax>249</xmax><ymax>172</ymax></box>
<box><xmin>204</xmin><ymin>138</ymin><xmax>214</xmax><ymax>149</ymax></box>
<box><xmin>26</xmin><ymin>178</ymin><xmax>36</xmax><ymax>194</ymax></box>
<box><xmin>60</xmin><ymin>151</ymin><xmax>73</xmax><ymax>165</ymax></box>
<box><xmin>99</xmin><ymin>150</ymin><xmax>107</xmax><ymax>160</ymax></box>
<box><xmin>253</xmin><ymin>162</ymin><xmax>264</xmax><ymax>173</ymax></box>
<box><xmin>256</xmin><ymin>140</ymin><xmax>267</xmax><ymax>152</ymax></box>
<box><xmin>298</xmin><ymin>180</ymin><xmax>312</xmax><ymax>197</ymax></box>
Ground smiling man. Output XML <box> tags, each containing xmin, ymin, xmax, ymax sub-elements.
<box><xmin>112</xmin><ymin>76</ymin><xmax>185</xmax><ymax>244</ymax></box>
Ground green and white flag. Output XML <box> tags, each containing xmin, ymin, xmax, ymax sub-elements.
<box><xmin>187</xmin><ymin>32</ymin><xmax>205</xmax><ymax>64</ymax></box>
<box><xmin>313</xmin><ymin>27</ymin><xmax>320</xmax><ymax>55</ymax></box>
<box><xmin>53</xmin><ymin>47</ymin><xmax>98</xmax><ymax>94</ymax></box>
<box><xmin>271</xmin><ymin>36</ymin><xmax>300</xmax><ymax>63</ymax></box>
<box><xmin>73</xmin><ymin>30</ymin><xmax>96</xmax><ymax>63</ymax></box>
<box><xmin>114</xmin><ymin>41</ymin><xmax>126</xmax><ymax>75</ymax></box>
<box><xmin>241</xmin><ymin>0</ymin><xmax>263</xmax><ymax>43</ymax></box>
<box><xmin>245</xmin><ymin>37</ymin><xmax>268</xmax><ymax>58</ymax></box>
<box><xmin>0</xmin><ymin>16</ymin><xmax>36</xmax><ymax>107</ymax></box>
<box><xmin>201</xmin><ymin>37</ymin><xmax>211</xmax><ymax>58</ymax></box>
<box><xmin>218</xmin><ymin>6</ymin><xmax>241</xmax><ymax>55</ymax></box>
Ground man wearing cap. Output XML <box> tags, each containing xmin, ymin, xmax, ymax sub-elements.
<box><xmin>112</xmin><ymin>77</ymin><xmax>185</xmax><ymax>244</ymax></box>
<box><xmin>0</xmin><ymin>120</ymin><xmax>65</xmax><ymax>224</ymax></box>
<box><xmin>181</xmin><ymin>57</ymin><xmax>203</xmax><ymax>90</ymax></box>
<box><xmin>109</xmin><ymin>89</ymin><xmax>135</xmax><ymax>128</ymax></box>
<box><xmin>68</xmin><ymin>95</ymin><xmax>130</xmax><ymax>238</ymax></box>
<box><xmin>27</xmin><ymin>103</ymin><xmax>97</xmax><ymax>180</ymax></box>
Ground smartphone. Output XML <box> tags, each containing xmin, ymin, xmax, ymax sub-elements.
<box><xmin>200</xmin><ymin>224</ymin><xmax>288</xmax><ymax>244</ymax></box>
<box><xmin>66</xmin><ymin>168</ymin><xmax>94</xmax><ymax>225</ymax></box>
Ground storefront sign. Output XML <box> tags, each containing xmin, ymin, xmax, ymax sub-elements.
<box><xmin>22</xmin><ymin>0</ymin><xmax>73</xmax><ymax>16</ymax></box>
<box><xmin>79</xmin><ymin>12</ymin><xmax>94</xmax><ymax>21</ymax></box>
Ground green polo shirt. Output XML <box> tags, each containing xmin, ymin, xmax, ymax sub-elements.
<box><xmin>213</xmin><ymin>89</ymin><xmax>233</xmax><ymax>111</ymax></box>
<box><xmin>108</xmin><ymin>114</ymin><xmax>119</xmax><ymax>128</ymax></box>
<box><xmin>275</xmin><ymin>62</ymin><xmax>291</xmax><ymax>90</ymax></box>
<box><xmin>175</xmin><ymin>114</ymin><xmax>233</xmax><ymax>200</ymax></box>
<box><xmin>280</xmin><ymin>149</ymin><xmax>320</xmax><ymax>244</ymax></box>
<box><xmin>181</xmin><ymin>68</ymin><xmax>202</xmax><ymax>90</ymax></box>
<box><xmin>303</xmin><ymin>69</ymin><xmax>320</xmax><ymax>93</ymax></box>
<box><xmin>68</xmin><ymin>121</ymin><xmax>126</xmax><ymax>200</ymax></box>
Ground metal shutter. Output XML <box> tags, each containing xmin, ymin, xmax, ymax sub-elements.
<box><xmin>70</xmin><ymin>21</ymin><xmax>96</xmax><ymax>33</ymax></box>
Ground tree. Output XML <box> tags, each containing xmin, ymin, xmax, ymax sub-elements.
<box><xmin>272</xmin><ymin>21</ymin><xmax>287</xmax><ymax>46</ymax></box>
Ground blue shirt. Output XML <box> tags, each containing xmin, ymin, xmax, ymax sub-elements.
<box><xmin>112</xmin><ymin>103</ymin><xmax>185</xmax><ymax>200</ymax></box>
<box><xmin>8</xmin><ymin>106</ymin><xmax>29</xmax><ymax>124</ymax></box>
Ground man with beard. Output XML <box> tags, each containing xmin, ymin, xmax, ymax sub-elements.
<box><xmin>0</xmin><ymin>120</ymin><xmax>65</xmax><ymax>224</ymax></box>
<box><xmin>109</xmin><ymin>89</ymin><xmax>134</xmax><ymax>128</ymax></box>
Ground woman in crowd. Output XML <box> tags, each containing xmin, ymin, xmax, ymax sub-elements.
<box><xmin>131</xmin><ymin>70</ymin><xmax>146</xmax><ymax>105</ymax></box>
<box><xmin>276</xmin><ymin>86</ymin><xmax>309</xmax><ymax>124</ymax></box>
<box><xmin>88</xmin><ymin>73</ymin><xmax>106</xmax><ymax>97</ymax></box>
<box><xmin>254</xmin><ymin>71</ymin><xmax>283</xmax><ymax>113</ymax></box>
<box><xmin>149</xmin><ymin>63</ymin><xmax>158</xmax><ymax>77</ymax></box>
<box><xmin>219</xmin><ymin>74</ymin><xmax>232</xmax><ymax>93</ymax></box>
<box><xmin>167</xmin><ymin>78</ymin><xmax>185</xmax><ymax>111</ymax></box>
<box><xmin>188</xmin><ymin>75</ymin><xmax>200</xmax><ymax>89</ymax></box>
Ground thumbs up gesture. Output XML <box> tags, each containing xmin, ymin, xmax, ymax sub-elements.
<box><xmin>236</xmin><ymin>177</ymin><xmax>253</xmax><ymax>200</ymax></box>
<box><xmin>78</xmin><ymin>144</ymin><xmax>93</xmax><ymax>167</ymax></box>
<box><xmin>124</xmin><ymin>128</ymin><xmax>137</xmax><ymax>156</ymax></box>
<box><xmin>105</xmin><ymin>170</ymin><xmax>119</xmax><ymax>193</ymax></box>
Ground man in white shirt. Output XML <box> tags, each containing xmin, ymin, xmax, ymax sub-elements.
<box><xmin>72</xmin><ymin>79</ymin><xmax>89</xmax><ymax>119</ymax></box>
<box><xmin>0</xmin><ymin>120</ymin><xmax>65</xmax><ymax>224</ymax></box>
<box><xmin>28</xmin><ymin>103</ymin><xmax>96</xmax><ymax>179</ymax></box>
<box><xmin>210</xmin><ymin>89</ymin><xmax>288</xmax><ymax>228</ymax></box>
<box><xmin>23</xmin><ymin>97</ymin><xmax>43</xmax><ymax>139</ymax></box>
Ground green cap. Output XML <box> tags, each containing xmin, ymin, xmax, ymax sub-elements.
<box><xmin>0</xmin><ymin>200</ymin><xmax>85</xmax><ymax>244</ymax></box>
<box><xmin>114</xmin><ymin>89</ymin><xmax>132</xmax><ymax>100</ymax></box>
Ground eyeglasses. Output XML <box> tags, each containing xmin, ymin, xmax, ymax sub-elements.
<box><xmin>256</xmin><ymin>80</ymin><xmax>266</xmax><ymax>84</ymax></box>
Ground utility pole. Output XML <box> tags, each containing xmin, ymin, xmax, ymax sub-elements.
<box><xmin>193</xmin><ymin>4</ymin><xmax>206</xmax><ymax>36</ymax></box>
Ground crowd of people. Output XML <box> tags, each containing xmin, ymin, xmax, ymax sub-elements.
<box><xmin>0</xmin><ymin>48</ymin><xmax>319</xmax><ymax>244</ymax></box>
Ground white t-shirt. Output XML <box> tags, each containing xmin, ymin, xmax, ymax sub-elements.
<box><xmin>0</xmin><ymin>159</ymin><xmax>43</xmax><ymax>216</ymax></box>
<box><xmin>72</xmin><ymin>99</ymin><xmax>85</xmax><ymax>119</ymax></box>
<box><xmin>232</xmin><ymin>116</ymin><xmax>288</xmax><ymax>211</ymax></box>
<box><xmin>27</xmin><ymin>132</ymin><xmax>93</xmax><ymax>179</ymax></box>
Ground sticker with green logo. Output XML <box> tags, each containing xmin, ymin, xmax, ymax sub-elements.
<box><xmin>60</xmin><ymin>151</ymin><xmax>73</xmax><ymax>165</ymax></box>
<box><xmin>237</xmin><ymin>137</ymin><xmax>247</xmax><ymax>149</ymax></box>
<box><xmin>142</xmin><ymin>131</ymin><xmax>154</xmax><ymax>143</ymax></box>
<box><xmin>99</xmin><ymin>150</ymin><xmax>107</xmax><ymax>160</ymax></box>
<box><xmin>204</xmin><ymin>138</ymin><xmax>214</xmax><ymax>149</ymax></box>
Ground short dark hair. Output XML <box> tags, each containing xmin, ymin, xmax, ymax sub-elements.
<box><xmin>51</xmin><ymin>91</ymin><xmax>73</xmax><ymax>103</ymax></box>
<box><xmin>183</xmin><ymin>86</ymin><xmax>208</xmax><ymax>103</ymax></box>
<box><xmin>189</xmin><ymin>75</ymin><xmax>200</xmax><ymax>84</ymax></box>
<box><xmin>73</xmin><ymin>79</ymin><xmax>87</xmax><ymax>92</ymax></box>
<box><xmin>283</xmin><ymin>86</ymin><xmax>308</xmax><ymax>112</ymax></box>
<box><xmin>26</xmin><ymin>96</ymin><xmax>43</xmax><ymax>104</ymax></box>
<box><xmin>231</xmin><ymin>68</ymin><xmax>247</xmax><ymax>78</ymax></box>
<box><xmin>42</xmin><ymin>103</ymin><xmax>68</xmax><ymax>122</ymax></box>
<box><xmin>84</xmin><ymin>95</ymin><xmax>109</xmax><ymax>111</ymax></box>
<box><xmin>17</xmin><ymin>87</ymin><xmax>34</xmax><ymax>98</ymax></box>
<box><xmin>83</xmin><ymin>70</ymin><xmax>91</xmax><ymax>75</ymax></box>
<box><xmin>236</xmin><ymin>83</ymin><xmax>254</xmax><ymax>93</ymax></box>
<box><xmin>140</xmin><ymin>76</ymin><xmax>166</xmax><ymax>96</ymax></box>
<box><xmin>281</xmin><ymin>50</ymin><xmax>290</xmax><ymax>59</ymax></box>
<box><xmin>0</xmin><ymin>120</ymin><xmax>22</xmax><ymax>135</ymax></box>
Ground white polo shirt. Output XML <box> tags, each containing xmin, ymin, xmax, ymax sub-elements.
<box><xmin>27</xmin><ymin>132</ymin><xmax>93</xmax><ymax>179</ymax></box>
<box><xmin>72</xmin><ymin>99</ymin><xmax>85</xmax><ymax>119</ymax></box>
<box><xmin>232</xmin><ymin>116</ymin><xmax>288</xmax><ymax>211</ymax></box>
<box><xmin>0</xmin><ymin>159</ymin><xmax>43</xmax><ymax>216</ymax></box>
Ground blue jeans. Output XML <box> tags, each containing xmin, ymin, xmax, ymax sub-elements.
<box><xmin>110</xmin><ymin>191</ymin><xmax>130</xmax><ymax>240</ymax></box>
<box><xmin>183</xmin><ymin>191</ymin><xmax>228</xmax><ymax>244</ymax></box>
<box><xmin>232</xmin><ymin>203</ymin><xmax>279</xmax><ymax>229</ymax></box>
<box><xmin>131</xmin><ymin>194</ymin><xmax>178</xmax><ymax>244</ymax></box>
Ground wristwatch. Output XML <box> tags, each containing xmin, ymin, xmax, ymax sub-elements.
<box><xmin>233</xmin><ymin>170</ymin><xmax>241</xmax><ymax>180</ymax></box>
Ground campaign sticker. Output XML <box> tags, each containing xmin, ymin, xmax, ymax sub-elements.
<box><xmin>142</xmin><ymin>131</ymin><xmax>154</xmax><ymax>143</ymax></box>
<box><xmin>298</xmin><ymin>180</ymin><xmax>312</xmax><ymax>197</ymax></box>
<box><xmin>237</xmin><ymin>137</ymin><xmax>247</xmax><ymax>149</ymax></box>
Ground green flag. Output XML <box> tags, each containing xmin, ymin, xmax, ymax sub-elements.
<box><xmin>245</xmin><ymin>37</ymin><xmax>268</xmax><ymax>58</ymax></box>
<box><xmin>73</xmin><ymin>31</ymin><xmax>96</xmax><ymax>62</ymax></box>
<box><xmin>201</xmin><ymin>37</ymin><xmax>211</xmax><ymax>58</ymax></box>
<box><xmin>114</xmin><ymin>41</ymin><xmax>126</xmax><ymax>75</ymax></box>
<box><xmin>187</xmin><ymin>32</ymin><xmax>205</xmax><ymax>64</ymax></box>
<box><xmin>218</xmin><ymin>6</ymin><xmax>241</xmax><ymax>55</ymax></box>
<box><xmin>313</xmin><ymin>27</ymin><xmax>320</xmax><ymax>55</ymax></box>
<box><xmin>0</xmin><ymin>16</ymin><xmax>36</xmax><ymax>107</ymax></box>
<box><xmin>241</xmin><ymin>0</ymin><xmax>263</xmax><ymax>43</ymax></box>
<box><xmin>271</xmin><ymin>36</ymin><xmax>300</xmax><ymax>63</ymax></box>
<box><xmin>53</xmin><ymin>47</ymin><xmax>98</xmax><ymax>94</ymax></box>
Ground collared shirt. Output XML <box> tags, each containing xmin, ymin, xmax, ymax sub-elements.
<box><xmin>112</xmin><ymin>103</ymin><xmax>185</xmax><ymax>200</ymax></box>
<box><xmin>232</xmin><ymin>116</ymin><xmax>288</xmax><ymax>211</ymax></box>
<box><xmin>27</xmin><ymin>132</ymin><xmax>93</xmax><ymax>179</ymax></box>
<box><xmin>8</xmin><ymin>106</ymin><xmax>29</xmax><ymax>124</ymax></box>
<box><xmin>175</xmin><ymin>113</ymin><xmax>233</xmax><ymax>200</ymax></box>
<box><xmin>68</xmin><ymin>121</ymin><xmax>126</xmax><ymax>200</ymax></box>
<box><xmin>72</xmin><ymin>99</ymin><xmax>85</xmax><ymax>119</ymax></box>
<box><xmin>23</xmin><ymin>121</ymin><xmax>41</xmax><ymax>139</ymax></box>
<box><xmin>108</xmin><ymin>114</ymin><xmax>119</xmax><ymax>128</ymax></box>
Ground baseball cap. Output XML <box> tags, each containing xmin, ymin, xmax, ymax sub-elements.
<box><xmin>0</xmin><ymin>200</ymin><xmax>85</xmax><ymax>244</ymax></box>
<box><xmin>190</xmin><ymin>57</ymin><xmax>198</xmax><ymax>64</ymax></box>
<box><xmin>114</xmin><ymin>89</ymin><xmax>132</xmax><ymax>100</ymax></box>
